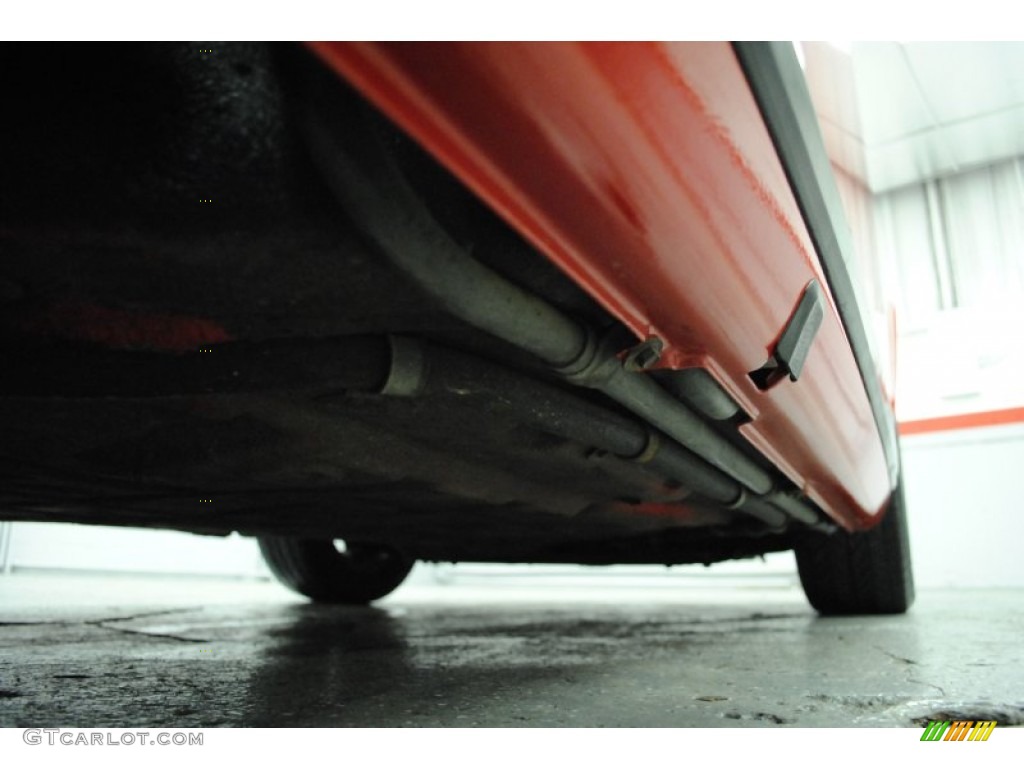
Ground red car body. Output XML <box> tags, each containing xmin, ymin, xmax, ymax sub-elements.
<box><xmin>311</xmin><ymin>41</ymin><xmax>892</xmax><ymax>530</ymax></box>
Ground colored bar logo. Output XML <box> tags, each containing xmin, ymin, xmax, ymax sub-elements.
<box><xmin>921</xmin><ymin>720</ymin><xmax>997</xmax><ymax>741</ymax></box>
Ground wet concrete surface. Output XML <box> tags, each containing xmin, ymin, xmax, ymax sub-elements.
<box><xmin>0</xmin><ymin>572</ymin><xmax>1021</xmax><ymax>727</ymax></box>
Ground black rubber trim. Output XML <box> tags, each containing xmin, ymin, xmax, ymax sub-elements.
<box><xmin>775</xmin><ymin>279</ymin><xmax>825</xmax><ymax>383</ymax></box>
<box><xmin>732</xmin><ymin>42</ymin><xmax>899</xmax><ymax>487</ymax></box>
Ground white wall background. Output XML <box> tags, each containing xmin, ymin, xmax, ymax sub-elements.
<box><xmin>874</xmin><ymin>158</ymin><xmax>1024</xmax><ymax>423</ymax></box>
<box><xmin>901</xmin><ymin>424</ymin><xmax>1024</xmax><ymax>588</ymax></box>
<box><xmin>0</xmin><ymin>523</ymin><xmax>266</xmax><ymax>579</ymax></box>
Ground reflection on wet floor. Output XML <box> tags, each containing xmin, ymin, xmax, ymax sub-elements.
<box><xmin>0</xmin><ymin>574</ymin><xmax>1022</xmax><ymax>727</ymax></box>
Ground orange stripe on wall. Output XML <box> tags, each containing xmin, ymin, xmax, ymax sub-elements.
<box><xmin>899</xmin><ymin>406</ymin><xmax>1024</xmax><ymax>436</ymax></box>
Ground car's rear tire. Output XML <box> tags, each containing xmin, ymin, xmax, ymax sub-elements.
<box><xmin>258</xmin><ymin>537</ymin><xmax>413</xmax><ymax>604</ymax></box>
<box><xmin>795</xmin><ymin>480</ymin><xmax>914</xmax><ymax>615</ymax></box>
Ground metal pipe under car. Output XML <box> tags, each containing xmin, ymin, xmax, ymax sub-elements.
<box><xmin>303</xmin><ymin>103</ymin><xmax>822</xmax><ymax>529</ymax></box>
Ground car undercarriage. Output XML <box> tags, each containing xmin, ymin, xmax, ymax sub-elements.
<box><xmin>0</xmin><ymin>42</ymin><xmax>913</xmax><ymax>613</ymax></box>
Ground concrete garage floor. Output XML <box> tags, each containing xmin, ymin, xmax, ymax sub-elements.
<box><xmin>0</xmin><ymin>571</ymin><xmax>1021</xmax><ymax>728</ymax></box>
